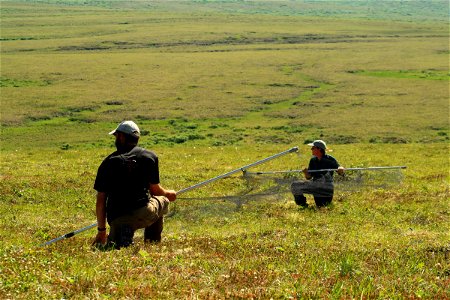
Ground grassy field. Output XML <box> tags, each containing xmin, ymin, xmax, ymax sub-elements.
<box><xmin>1</xmin><ymin>0</ymin><xmax>449</xmax><ymax>299</ymax></box>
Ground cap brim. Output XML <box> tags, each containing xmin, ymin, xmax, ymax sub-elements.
<box><xmin>308</xmin><ymin>142</ymin><xmax>328</xmax><ymax>150</ymax></box>
<box><xmin>109</xmin><ymin>129</ymin><xmax>116</xmax><ymax>135</ymax></box>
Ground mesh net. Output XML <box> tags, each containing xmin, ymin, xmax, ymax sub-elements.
<box><xmin>178</xmin><ymin>168</ymin><xmax>404</xmax><ymax>203</ymax></box>
<box><xmin>244</xmin><ymin>167</ymin><xmax>406</xmax><ymax>197</ymax></box>
<box><xmin>169</xmin><ymin>167</ymin><xmax>406</xmax><ymax>216</ymax></box>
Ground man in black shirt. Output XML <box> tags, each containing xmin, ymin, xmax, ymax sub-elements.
<box><xmin>291</xmin><ymin>140</ymin><xmax>344</xmax><ymax>208</ymax></box>
<box><xmin>93</xmin><ymin>121</ymin><xmax>176</xmax><ymax>248</ymax></box>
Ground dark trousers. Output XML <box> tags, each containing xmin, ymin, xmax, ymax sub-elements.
<box><xmin>292</xmin><ymin>180</ymin><xmax>334</xmax><ymax>207</ymax></box>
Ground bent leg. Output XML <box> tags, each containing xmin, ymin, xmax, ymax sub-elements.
<box><xmin>144</xmin><ymin>216</ymin><xmax>164</xmax><ymax>243</ymax></box>
<box><xmin>133</xmin><ymin>196</ymin><xmax>169</xmax><ymax>242</ymax></box>
<box><xmin>131</xmin><ymin>196</ymin><xmax>168</xmax><ymax>227</ymax></box>
<box><xmin>312</xmin><ymin>183</ymin><xmax>334</xmax><ymax>207</ymax></box>
<box><xmin>108</xmin><ymin>196</ymin><xmax>170</xmax><ymax>247</ymax></box>
<box><xmin>291</xmin><ymin>181</ymin><xmax>310</xmax><ymax>207</ymax></box>
<box><xmin>143</xmin><ymin>196</ymin><xmax>169</xmax><ymax>242</ymax></box>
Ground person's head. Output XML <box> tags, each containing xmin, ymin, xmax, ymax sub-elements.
<box><xmin>307</xmin><ymin>140</ymin><xmax>327</xmax><ymax>157</ymax></box>
<box><xmin>109</xmin><ymin>120</ymin><xmax>140</xmax><ymax>151</ymax></box>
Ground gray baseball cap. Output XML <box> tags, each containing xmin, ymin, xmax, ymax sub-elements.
<box><xmin>109</xmin><ymin>120</ymin><xmax>140</xmax><ymax>138</ymax></box>
<box><xmin>307</xmin><ymin>140</ymin><xmax>328</xmax><ymax>150</ymax></box>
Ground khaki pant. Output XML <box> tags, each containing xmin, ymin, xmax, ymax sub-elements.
<box><xmin>108</xmin><ymin>196</ymin><xmax>170</xmax><ymax>248</ymax></box>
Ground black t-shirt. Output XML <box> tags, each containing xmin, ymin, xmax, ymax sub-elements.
<box><xmin>308</xmin><ymin>154</ymin><xmax>340</xmax><ymax>181</ymax></box>
<box><xmin>94</xmin><ymin>146</ymin><xmax>160</xmax><ymax>223</ymax></box>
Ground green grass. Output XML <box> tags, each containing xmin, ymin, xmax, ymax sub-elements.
<box><xmin>350</xmin><ymin>69</ymin><xmax>450</xmax><ymax>81</ymax></box>
<box><xmin>1</xmin><ymin>144</ymin><xmax>449</xmax><ymax>298</ymax></box>
<box><xmin>0</xmin><ymin>0</ymin><xmax>449</xmax><ymax>299</ymax></box>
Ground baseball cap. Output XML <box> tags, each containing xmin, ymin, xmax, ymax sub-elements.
<box><xmin>109</xmin><ymin>120</ymin><xmax>140</xmax><ymax>138</ymax></box>
<box><xmin>307</xmin><ymin>140</ymin><xmax>328</xmax><ymax>150</ymax></box>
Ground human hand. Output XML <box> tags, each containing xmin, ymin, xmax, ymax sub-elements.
<box><xmin>302</xmin><ymin>168</ymin><xmax>311</xmax><ymax>179</ymax></box>
<box><xmin>165</xmin><ymin>190</ymin><xmax>177</xmax><ymax>202</ymax></box>
<box><xmin>337</xmin><ymin>166</ymin><xmax>345</xmax><ymax>175</ymax></box>
<box><xmin>92</xmin><ymin>231</ymin><xmax>107</xmax><ymax>246</ymax></box>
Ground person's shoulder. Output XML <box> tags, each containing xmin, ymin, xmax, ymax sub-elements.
<box><xmin>102</xmin><ymin>151</ymin><xmax>120</xmax><ymax>161</ymax></box>
<box><xmin>324</xmin><ymin>154</ymin><xmax>337</xmax><ymax>160</ymax></box>
<box><xmin>309</xmin><ymin>156</ymin><xmax>319</xmax><ymax>162</ymax></box>
<box><xmin>97</xmin><ymin>151</ymin><xmax>119</xmax><ymax>170</ymax></box>
<box><xmin>135</xmin><ymin>147</ymin><xmax>158</xmax><ymax>159</ymax></box>
<box><xmin>323</xmin><ymin>154</ymin><xmax>339</xmax><ymax>164</ymax></box>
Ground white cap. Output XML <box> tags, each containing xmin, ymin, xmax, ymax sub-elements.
<box><xmin>307</xmin><ymin>140</ymin><xmax>328</xmax><ymax>150</ymax></box>
<box><xmin>109</xmin><ymin>120</ymin><xmax>140</xmax><ymax>138</ymax></box>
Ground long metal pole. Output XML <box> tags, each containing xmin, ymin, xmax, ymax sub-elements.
<box><xmin>40</xmin><ymin>223</ymin><xmax>97</xmax><ymax>246</ymax></box>
<box><xmin>308</xmin><ymin>166</ymin><xmax>407</xmax><ymax>173</ymax></box>
<box><xmin>246</xmin><ymin>166</ymin><xmax>406</xmax><ymax>175</ymax></box>
<box><xmin>177</xmin><ymin>146</ymin><xmax>298</xmax><ymax>194</ymax></box>
<box><xmin>41</xmin><ymin>147</ymin><xmax>299</xmax><ymax>246</ymax></box>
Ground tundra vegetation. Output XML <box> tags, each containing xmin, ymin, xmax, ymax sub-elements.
<box><xmin>0</xmin><ymin>0</ymin><xmax>449</xmax><ymax>299</ymax></box>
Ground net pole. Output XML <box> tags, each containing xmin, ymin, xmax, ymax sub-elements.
<box><xmin>40</xmin><ymin>223</ymin><xmax>97</xmax><ymax>246</ymax></box>
<box><xmin>178</xmin><ymin>146</ymin><xmax>298</xmax><ymax>194</ymax></box>
<box><xmin>246</xmin><ymin>166</ymin><xmax>406</xmax><ymax>175</ymax></box>
<box><xmin>309</xmin><ymin>166</ymin><xmax>407</xmax><ymax>173</ymax></box>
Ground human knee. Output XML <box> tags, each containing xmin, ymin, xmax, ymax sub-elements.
<box><xmin>291</xmin><ymin>181</ymin><xmax>306</xmax><ymax>195</ymax></box>
<box><xmin>151</xmin><ymin>196</ymin><xmax>170</xmax><ymax>216</ymax></box>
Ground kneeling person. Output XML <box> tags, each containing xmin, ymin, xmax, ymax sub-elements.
<box><xmin>291</xmin><ymin>140</ymin><xmax>344</xmax><ymax>207</ymax></box>
<box><xmin>93</xmin><ymin>121</ymin><xmax>176</xmax><ymax>249</ymax></box>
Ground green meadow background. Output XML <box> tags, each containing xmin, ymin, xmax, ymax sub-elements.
<box><xmin>1</xmin><ymin>0</ymin><xmax>449</xmax><ymax>299</ymax></box>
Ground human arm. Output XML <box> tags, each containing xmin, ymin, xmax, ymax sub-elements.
<box><xmin>323</xmin><ymin>155</ymin><xmax>344</xmax><ymax>176</ymax></box>
<box><xmin>302</xmin><ymin>158</ymin><xmax>315</xmax><ymax>180</ymax></box>
<box><xmin>150</xmin><ymin>183</ymin><xmax>177</xmax><ymax>202</ymax></box>
<box><xmin>93</xmin><ymin>192</ymin><xmax>107</xmax><ymax>245</ymax></box>
<box><xmin>146</xmin><ymin>151</ymin><xmax>176</xmax><ymax>201</ymax></box>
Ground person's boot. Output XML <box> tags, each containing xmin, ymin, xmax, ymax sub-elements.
<box><xmin>294</xmin><ymin>195</ymin><xmax>308</xmax><ymax>207</ymax></box>
<box><xmin>144</xmin><ymin>216</ymin><xmax>163</xmax><ymax>243</ymax></box>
